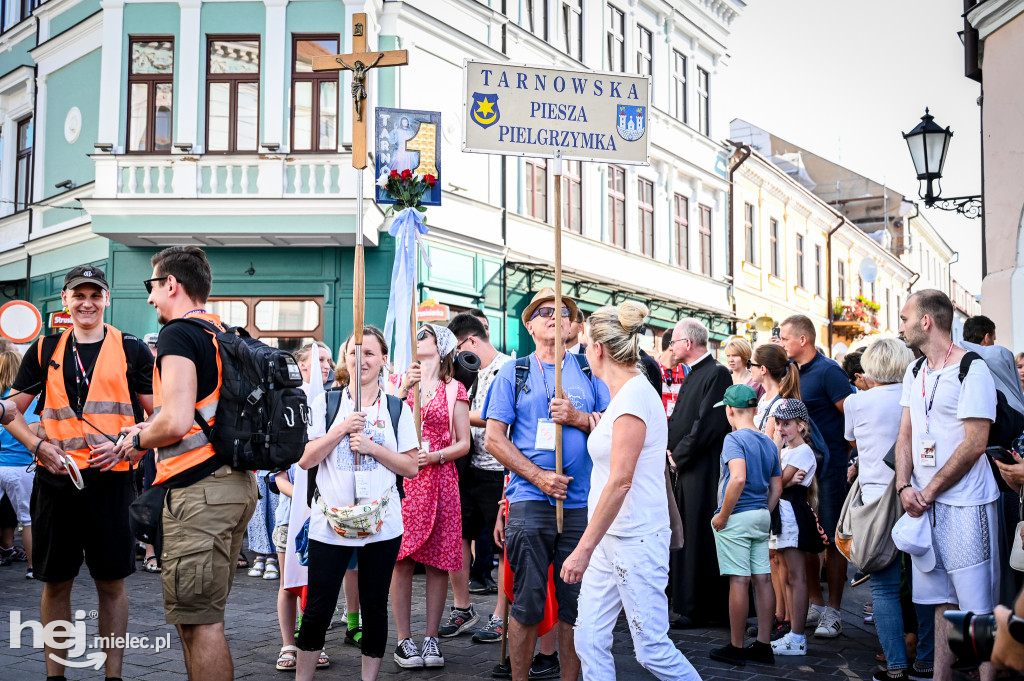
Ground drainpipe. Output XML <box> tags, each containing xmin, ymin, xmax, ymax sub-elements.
<box><xmin>948</xmin><ymin>251</ymin><xmax>959</xmax><ymax>298</ymax></box>
<box><xmin>825</xmin><ymin>215</ymin><xmax>845</xmax><ymax>356</ymax></box>
<box><xmin>727</xmin><ymin>141</ymin><xmax>752</xmax><ymax>333</ymax></box>
<box><xmin>25</xmin><ymin>46</ymin><xmax>40</xmax><ymax>305</ymax></box>
<box><xmin>499</xmin><ymin>0</ymin><xmax>508</xmax><ymax>352</ymax></box>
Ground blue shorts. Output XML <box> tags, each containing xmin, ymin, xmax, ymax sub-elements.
<box><xmin>817</xmin><ymin>463</ymin><xmax>849</xmax><ymax>543</ymax></box>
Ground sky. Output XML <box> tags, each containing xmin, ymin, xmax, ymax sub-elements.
<box><xmin>718</xmin><ymin>0</ymin><xmax>984</xmax><ymax>294</ymax></box>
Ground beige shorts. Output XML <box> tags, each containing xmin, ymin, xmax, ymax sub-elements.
<box><xmin>273</xmin><ymin>524</ymin><xmax>290</xmax><ymax>554</ymax></box>
<box><xmin>161</xmin><ymin>466</ymin><xmax>257</xmax><ymax>626</ymax></box>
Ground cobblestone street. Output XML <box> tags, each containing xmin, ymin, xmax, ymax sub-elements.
<box><xmin>0</xmin><ymin>540</ymin><xmax>928</xmax><ymax>681</ymax></box>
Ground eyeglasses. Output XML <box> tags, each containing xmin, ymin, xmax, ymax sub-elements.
<box><xmin>668</xmin><ymin>337</ymin><xmax>687</xmax><ymax>346</ymax></box>
<box><xmin>747</xmin><ymin>360</ymin><xmax>763</xmax><ymax>369</ymax></box>
<box><xmin>531</xmin><ymin>306</ymin><xmax>570</xmax><ymax>320</ymax></box>
<box><xmin>456</xmin><ymin>337</ymin><xmax>472</xmax><ymax>351</ymax></box>
<box><xmin>143</xmin><ymin>277</ymin><xmax>168</xmax><ymax>294</ymax></box>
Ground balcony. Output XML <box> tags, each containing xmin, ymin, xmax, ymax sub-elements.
<box><xmin>83</xmin><ymin>152</ymin><xmax>382</xmax><ymax>248</ymax></box>
<box><xmin>831</xmin><ymin>295</ymin><xmax>881</xmax><ymax>340</ymax></box>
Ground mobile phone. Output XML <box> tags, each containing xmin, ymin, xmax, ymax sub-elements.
<box><xmin>114</xmin><ymin>432</ymin><xmax>127</xmax><ymax>446</ymax></box>
<box><xmin>771</xmin><ymin>327</ymin><xmax>781</xmax><ymax>339</ymax></box>
<box><xmin>986</xmin><ymin>445</ymin><xmax>1016</xmax><ymax>466</ymax></box>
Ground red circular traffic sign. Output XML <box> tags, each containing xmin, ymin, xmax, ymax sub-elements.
<box><xmin>0</xmin><ymin>300</ymin><xmax>43</xmax><ymax>343</ymax></box>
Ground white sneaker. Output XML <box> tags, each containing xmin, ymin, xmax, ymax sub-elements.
<box><xmin>771</xmin><ymin>632</ymin><xmax>807</xmax><ymax>656</ymax></box>
<box><xmin>422</xmin><ymin>636</ymin><xmax>444</xmax><ymax>668</ymax></box>
<box><xmin>806</xmin><ymin>605</ymin><xmax>824</xmax><ymax>625</ymax></box>
<box><xmin>814</xmin><ymin>607</ymin><xmax>843</xmax><ymax>638</ymax></box>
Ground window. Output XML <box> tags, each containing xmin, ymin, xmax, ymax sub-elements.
<box><xmin>672</xmin><ymin>51</ymin><xmax>687</xmax><ymax>123</ymax></box>
<box><xmin>870</xmin><ymin>280</ymin><xmax>876</xmax><ymax>302</ymax></box>
<box><xmin>699</xmin><ymin>204</ymin><xmax>712</xmax><ymax>276</ymax></box>
<box><xmin>560</xmin><ymin>0</ymin><xmax>582</xmax><ymax>60</ymax></box>
<box><xmin>526</xmin><ymin>0</ymin><xmax>547</xmax><ymax>40</ymax></box>
<box><xmin>206</xmin><ymin>36</ymin><xmax>260</xmax><ymax>152</ymax></box>
<box><xmin>638</xmin><ymin>177</ymin><xmax>654</xmax><ymax>257</ymax></box>
<box><xmin>769</xmin><ymin>218</ymin><xmax>780</xmax><ymax>276</ymax></box>
<box><xmin>606</xmin><ymin>5</ymin><xmax>625</xmax><ymax>72</ymax></box>
<box><xmin>696</xmin><ymin>67</ymin><xmax>710</xmax><ymax>136</ymax></box>
<box><xmin>837</xmin><ymin>259</ymin><xmax>846</xmax><ymax>300</ymax></box>
<box><xmin>15</xmin><ymin>117</ymin><xmax>32</xmax><ymax>211</ymax></box>
<box><xmin>208</xmin><ymin>296</ymin><xmax>322</xmax><ymax>353</ymax></box>
<box><xmin>607</xmin><ymin>164</ymin><xmax>625</xmax><ymax>247</ymax></box>
<box><xmin>796</xmin><ymin>234</ymin><xmax>805</xmax><ymax>289</ymax></box>
<box><xmin>291</xmin><ymin>36</ymin><xmax>339</xmax><ymax>152</ymax></box>
<box><xmin>886</xmin><ymin>288</ymin><xmax>891</xmax><ymax>329</ymax></box>
<box><xmin>127</xmin><ymin>38</ymin><xmax>174</xmax><ymax>153</ymax></box>
<box><xmin>743</xmin><ymin>202</ymin><xmax>755</xmax><ymax>263</ymax></box>
<box><xmin>674</xmin><ymin>194</ymin><xmax>688</xmax><ymax>268</ymax></box>
<box><xmin>636</xmin><ymin>26</ymin><xmax>652</xmax><ymax>77</ymax></box>
<box><xmin>19</xmin><ymin>0</ymin><xmax>40</xmax><ymax>25</ymax></box>
<box><xmin>561</xmin><ymin>160</ymin><xmax>582</xmax><ymax>234</ymax></box>
<box><xmin>814</xmin><ymin>245</ymin><xmax>823</xmax><ymax>296</ymax></box>
<box><xmin>525</xmin><ymin>159</ymin><xmax>547</xmax><ymax>222</ymax></box>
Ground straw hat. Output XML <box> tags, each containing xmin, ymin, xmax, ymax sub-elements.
<box><xmin>521</xmin><ymin>287</ymin><xmax>580</xmax><ymax>325</ymax></box>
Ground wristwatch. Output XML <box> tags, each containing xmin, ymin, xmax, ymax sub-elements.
<box><xmin>1008</xmin><ymin>614</ymin><xmax>1024</xmax><ymax>644</ymax></box>
<box><xmin>132</xmin><ymin>433</ymin><xmax>143</xmax><ymax>451</ymax></box>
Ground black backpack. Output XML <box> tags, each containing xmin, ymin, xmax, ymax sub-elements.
<box><xmin>307</xmin><ymin>388</ymin><xmax>406</xmax><ymax>507</ymax></box>
<box><xmin>166</xmin><ymin>317</ymin><xmax>310</xmax><ymax>472</ymax></box>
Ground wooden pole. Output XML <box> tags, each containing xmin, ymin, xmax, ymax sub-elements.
<box><xmin>411</xmin><ymin>270</ymin><xmax>422</xmax><ymax>441</ymax></box>
<box><xmin>552</xmin><ymin>150</ymin><xmax>564</xmax><ymax>534</ymax></box>
<box><xmin>499</xmin><ymin>590</ymin><xmax>510</xmax><ymax>666</ymax></box>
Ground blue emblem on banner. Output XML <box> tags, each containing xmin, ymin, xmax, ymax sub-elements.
<box><xmin>616</xmin><ymin>104</ymin><xmax>646</xmax><ymax>141</ymax></box>
<box><xmin>471</xmin><ymin>93</ymin><xmax>500</xmax><ymax>129</ymax></box>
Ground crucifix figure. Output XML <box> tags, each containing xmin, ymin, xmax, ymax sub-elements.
<box><xmin>312</xmin><ymin>14</ymin><xmax>408</xmax><ymax>169</ymax></box>
<box><xmin>334</xmin><ymin>52</ymin><xmax>384</xmax><ymax>122</ymax></box>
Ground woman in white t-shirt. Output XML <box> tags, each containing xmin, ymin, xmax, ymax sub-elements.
<box><xmin>560</xmin><ymin>302</ymin><xmax>700</xmax><ymax>681</ymax></box>
<box><xmin>293</xmin><ymin>326</ymin><xmax>419</xmax><ymax>681</ymax></box>
<box><xmin>845</xmin><ymin>338</ymin><xmax>934</xmax><ymax>680</ymax></box>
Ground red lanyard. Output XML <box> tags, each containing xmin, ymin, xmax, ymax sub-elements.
<box><xmin>921</xmin><ymin>341</ymin><xmax>954</xmax><ymax>433</ymax></box>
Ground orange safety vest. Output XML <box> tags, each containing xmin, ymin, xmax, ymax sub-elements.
<box><xmin>39</xmin><ymin>325</ymin><xmax>137</xmax><ymax>472</ymax></box>
<box><xmin>152</xmin><ymin>312</ymin><xmax>223</xmax><ymax>485</ymax></box>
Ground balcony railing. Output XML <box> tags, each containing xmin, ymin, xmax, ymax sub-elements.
<box><xmin>832</xmin><ymin>296</ymin><xmax>881</xmax><ymax>329</ymax></box>
<box><xmin>92</xmin><ymin>153</ymin><xmax>349</xmax><ymax>200</ymax></box>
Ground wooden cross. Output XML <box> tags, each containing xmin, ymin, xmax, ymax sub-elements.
<box><xmin>312</xmin><ymin>13</ymin><xmax>408</xmax><ymax>169</ymax></box>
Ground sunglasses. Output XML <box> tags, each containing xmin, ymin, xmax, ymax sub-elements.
<box><xmin>747</xmin><ymin>360</ymin><xmax>763</xmax><ymax>369</ymax></box>
<box><xmin>531</xmin><ymin>306</ymin><xmax>570</xmax><ymax>320</ymax></box>
<box><xmin>143</xmin><ymin>277</ymin><xmax>168</xmax><ymax>293</ymax></box>
<box><xmin>416</xmin><ymin>328</ymin><xmax>434</xmax><ymax>341</ymax></box>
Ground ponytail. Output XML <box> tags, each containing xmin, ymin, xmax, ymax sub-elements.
<box><xmin>753</xmin><ymin>344</ymin><xmax>801</xmax><ymax>400</ymax></box>
<box><xmin>779</xmin><ymin>362</ymin><xmax>801</xmax><ymax>400</ymax></box>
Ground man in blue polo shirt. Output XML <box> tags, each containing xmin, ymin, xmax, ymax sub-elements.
<box><xmin>780</xmin><ymin>314</ymin><xmax>855</xmax><ymax>639</ymax></box>
<box><xmin>484</xmin><ymin>288</ymin><xmax>609</xmax><ymax>681</ymax></box>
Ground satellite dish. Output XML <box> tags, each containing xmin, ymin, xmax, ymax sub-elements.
<box><xmin>859</xmin><ymin>257</ymin><xmax>878</xmax><ymax>283</ymax></box>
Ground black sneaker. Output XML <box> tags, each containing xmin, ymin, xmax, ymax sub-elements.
<box><xmin>873</xmin><ymin>670</ymin><xmax>908</xmax><ymax>681</ymax></box>
<box><xmin>770</xmin><ymin>621</ymin><xmax>791</xmax><ymax>641</ymax></box>
<box><xmin>492</xmin><ymin>661</ymin><xmax>511</xmax><ymax>678</ymax></box>
<box><xmin>709</xmin><ymin>643</ymin><xmax>745</xmax><ymax>666</ymax></box>
<box><xmin>421</xmin><ymin>637</ymin><xmax>444</xmax><ymax>668</ymax></box>
<box><xmin>908</xmin><ymin>666</ymin><xmax>933</xmax><ymax>681</ymax></box>
<box><xmin>529</xmin><ymin>652</ymin><xmax>560</xmax><ymax>680</ymax></box>
<box><xmin>484</xmin><ymin>574</ymin><xmax>499</xmax><ymax>594</ymax></box>
<box><xmin>744</xmin><ymin>641</ymin><xmax>775</xmax><ymax>665</ymax></box>
<box><xmin>469</xmin><ymin>578</ymin><xmax>490</xmax><ymax>594</ymax></box>
<box><xmin>393</xmin><ymin>637</ymin><xmax>424</xmax><ymax>668</ymax></box>
<box><xmin>472</xmin><ymin>615</ymin><xmax>504</xmax><ymax>643</ymax></box>
<box><xmin>439</xmin><ymin>604</ymin><xmax>479</xmax><ymax>637</ymax></box>
<box><xmin>344</xmin><ymin>626</ymin><xmax>361</xmax><ymax>647</ymax></box>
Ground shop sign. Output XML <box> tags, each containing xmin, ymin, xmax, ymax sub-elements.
<box><xmin>416</xmin><ymin>299</ymin><xmax>450</xmax><ymax>322</ymax></box>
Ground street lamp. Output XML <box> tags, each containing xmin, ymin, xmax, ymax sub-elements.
<box><xmin>902</xmin><ymin>108</ymin><xmax>982</xmax><ymax>218</ymax></box>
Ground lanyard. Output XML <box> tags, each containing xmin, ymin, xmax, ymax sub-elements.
<box><xmin>70</xmin><ymin>330</ymin><xmax>102</xmax><ymax>416</ymax></box>
<box><xmin>921</xmin><ymin>341</ymin><xmax>955</xmax><ymax>433</ymax></box>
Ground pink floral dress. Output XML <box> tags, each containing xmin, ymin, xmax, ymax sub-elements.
<box><xmin>395</xmin><ymin>378</ymin><xmax>468</xmax><ymax>570</ymax></box>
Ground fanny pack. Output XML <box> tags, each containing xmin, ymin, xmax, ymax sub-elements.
<box><xmin>129</xmin><ymin>485</ymin><xmax>167</xmax><ymax>554</ymax></box>
<box><xmin>315</xmin><ymin>485</ymin><xmax>394</xmax><ymax>539</ymax></box>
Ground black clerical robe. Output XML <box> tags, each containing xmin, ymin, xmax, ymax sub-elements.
<box><xmin>668</xmin><ymin>353</ymin><xmax>733</xmax><ymax>623</ymax></box>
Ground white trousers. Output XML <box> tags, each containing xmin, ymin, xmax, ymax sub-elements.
<box><xmin>575</xmin><ymin>530</ymin><xmax>702</xmax><ymax>681</ymax></box>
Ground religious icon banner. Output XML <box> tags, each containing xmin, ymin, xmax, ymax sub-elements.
<box><xmin>375</xmin><ymin>107</ymin><xmax>442</xmax><ymax>206</ymax></box>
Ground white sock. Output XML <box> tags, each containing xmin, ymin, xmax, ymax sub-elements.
<box><xmin>789</xmin><ymin>632</ymin><xmax>806</xmax><ymax>644</ymax></box>
<box><xmin>810</xmin><ymin>603</ymin><xmax>825</xmax><ymax>614</ymax></box>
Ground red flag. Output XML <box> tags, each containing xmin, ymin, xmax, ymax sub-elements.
<box><xmin>501</xmin><ymin>481</ymin><xmax>559</xmax><ymax>636</ymax></box>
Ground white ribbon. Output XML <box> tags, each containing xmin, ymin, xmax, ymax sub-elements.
<box><xmin>383</xmin><ymin>208</ymin><xmax>431</xmax><ymax>375</ymax></box>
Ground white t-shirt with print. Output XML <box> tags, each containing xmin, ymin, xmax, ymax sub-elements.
<box><xmin>586</xmin><ymin>374</ymin><xmax>669</xmax><ymax>537</ymax></box>
<box><xmin>471</xmin><ymin>352</ymin><xmax>511</xmax><ymax>471</ymax></box>
<box><xmin>899</xmin><ymin>355</ymin><xmax>998</xmax><ymax>506</ymax></box>
<box><xmin>781</xmin><ymin>442</ymin><xmax>816</xmax><ymax>486</ymax></box>
<box><xmin>845</xmin><ymin>384</ymin><xmax>901</xmax><ymax>504</ymax></box>
<box><xmin>308</xmin><ymin>389</ymin><xmax>419</xmax><ymax>547</ymax></box>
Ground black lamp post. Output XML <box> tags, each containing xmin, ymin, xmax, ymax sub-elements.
<box><xmin>902</xmin><ymin>108</ymin><xmax>982</xmax><ymax>218</ymax></box>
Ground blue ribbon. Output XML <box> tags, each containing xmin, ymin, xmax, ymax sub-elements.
<box><xmin>383</xmin><ymin>208</ymin><xmax>430</xmax><ymax>375</ymax></box>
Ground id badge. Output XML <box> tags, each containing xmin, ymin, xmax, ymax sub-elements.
<box><xmin>354</xmin><ymin>470</ymin><xmax>372</xmax><ymax>499</ymax></box>
<box><xmin>920</xmin><ymin>439</ymin><xmax>937</xmax><ymax>467</ymax></box>
<box><xmin>535</xmin><ymin>418</ymin><xmax>556</xmax><ymax>451</ymax></box>
<box><xmin>665</xmin><ymin>396</ymin><xmax>677</xmax><ymax>418</ymax></box>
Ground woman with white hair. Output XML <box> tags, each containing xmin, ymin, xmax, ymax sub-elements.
<box><xmin>844</xmin><ymin>338</ymin><xmax>934</xmax><ymax>681</ymax></box>
<box><xmin>562</xmin><ymin>301</ymin><xmax>700</xmax><ymax>681</ymax></box>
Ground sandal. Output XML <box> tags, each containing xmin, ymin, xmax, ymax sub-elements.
<box><xmin>317</xmin><ymin>650</ymin><xmax>329</xmax><ymax>669</ymax></box>
<box><xmin>248</xmin><ymin>557</ymin><xmax>266</xmax><ymax>578</ymax></box>
<box><xmin>263</xmin><ymin>558</ymin><xmax>280</xmax><ymax>580</ymax></box>
<box><xmin>276</xmin><ymin>645</ymin><xmax>298</xmax><ymax>671</ymax></box>
<box><xmin>143</xmin><ymin>556</ymin><xmax>162</xmax><ymax>573</ymax></box>
<box><xmin>237</xmin><ymin>552</ymin><xmax>250</xmax><ymax>570</ymax></box>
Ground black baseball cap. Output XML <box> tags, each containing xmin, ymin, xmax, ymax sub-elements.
<box><xmin>63</xmin><ymin>265</ymin><xmax>109</xmax><ymax>292</ymax></box>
